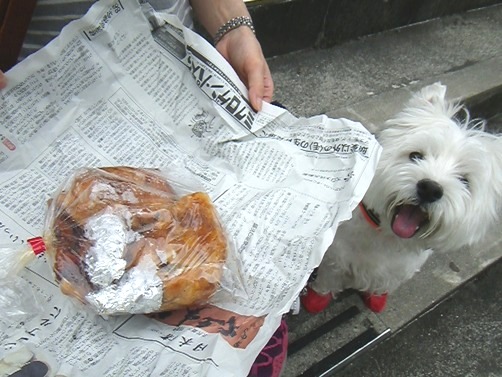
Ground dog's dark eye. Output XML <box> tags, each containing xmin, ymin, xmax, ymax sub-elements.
<box><xmin>459</xmin><ymin>176</ymin><xmax>469</xmax><ymax>188</ymax></box>
<box><xmin>409</xmin><ymin>152</ymin><xmax>424</xmax><ymax>162</ymax></box>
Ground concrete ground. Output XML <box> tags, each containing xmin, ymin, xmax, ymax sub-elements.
<box><xmin>264</xmin><ymin>4</ymin><xmax>502</xmax><ymax>376</ymax></box>
<box><xmin>334</xmin><ymin>258</ymin><xmax>502</xmax><ymax>377</ymax></box>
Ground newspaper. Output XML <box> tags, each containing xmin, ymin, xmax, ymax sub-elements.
<box><xmin>0</xmin><ymin>0</ymin><xmax>381</xmax><ymax>375</ymax></box>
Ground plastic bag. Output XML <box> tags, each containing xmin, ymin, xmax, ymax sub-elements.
<box><xmin>3</xmin><ymin>166</ymin><xmax>242</xmax><ymax>317</ymax></box>
<box><xmin>0</xmin><ymin>243</ymin><xmax>45</xmax><ymax>326</ymax></box>
<box><xmin>0</xmin><ymin>243</ymin><xmax>40</xmax><ymax>278</ymax></box>
<box><xmin>0</xmin><ymin>276</ymin><xmax>43</xmax><ymax>326</ymax></box>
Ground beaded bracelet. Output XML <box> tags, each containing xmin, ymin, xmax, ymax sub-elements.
<box><xmin>213</xmin><ymin>16</ymin><xmax>255</xmax><ymax>45</ymax></box>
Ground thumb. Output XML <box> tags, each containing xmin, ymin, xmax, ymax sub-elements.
<box><xmin>247</xmin><ymin>67</ymin><xmax>264</xmax><ymax>112</ymax></box>
<box><xmin>262</xmin><ymin>65</ymin><xmax>274</xmax><ymax>104</ymax></box>
<box><xmin>0</xmin><ymin>71</ymin><xmax>6</xmax><ymax>89</ymax></box>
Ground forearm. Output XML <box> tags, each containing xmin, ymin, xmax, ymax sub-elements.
<box><xmin>189</xmin><ymin>0</ymin><xmax>251</xmax><ymax>39</ymax></box>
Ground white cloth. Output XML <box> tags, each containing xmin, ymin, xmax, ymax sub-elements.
<box><xmin>147</xmin><ymin>0</ymin><xmax>192</xmax><ymax>27</ymax></box>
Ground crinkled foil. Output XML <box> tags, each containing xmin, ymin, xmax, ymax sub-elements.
<box><xmin>85</xmin><ymin>254</ymin><xmax>163</xmax><ymax>314</ymax></box>
<box><xmin>83</xmin><ymin>213</ymin><xmax>130</xmax><ymax>288</ymax></box>
<box><xmin>89</xmin><ymin>182</ymin><xmax>120</xmax><ymax>201</ymax></box>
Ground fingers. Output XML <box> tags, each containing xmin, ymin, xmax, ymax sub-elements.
<box><xmin>262</xmin><ymin>64</ymin><xmax>274</xmax><ymax>104</ymax></box>
<box><xmin>214</xmin><ymin>27</ymin><xmax>274</xmax><ymax>112</ymax></box>
<box><xmin>247</xmin><ymin>61</ymin><xmax>274</xmax><ymax>112</ymax></box>
<box><xmin>0</xmin><ymin>71</ymin><xmax>6</xmax><ymax>89</ymax></box>
<box><xmin>247</xmin><ymin>67</ymin><xmax>265</xmax><ymax>112</ymax></box>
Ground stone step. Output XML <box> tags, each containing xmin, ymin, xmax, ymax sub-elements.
<box><xmin>249</xmin><ymin>0</ymin><xmax>502</xmax><ymax>57</ymax></box>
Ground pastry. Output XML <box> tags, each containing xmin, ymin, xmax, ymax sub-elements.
<box><xmin>45</xmin><ymin>167</ymin><xmax>227</xmax><ymax>315</ymax></box>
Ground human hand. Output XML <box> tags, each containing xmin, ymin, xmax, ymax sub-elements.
<box><xmin>216</xmin><ymin>27</ymin><xmax>273</xmax><ymax>112</ymax></box>
<box><xmin>0</xmin><ymin>70</ymin><xmax>6</xmax><ymax>89</ymax></box>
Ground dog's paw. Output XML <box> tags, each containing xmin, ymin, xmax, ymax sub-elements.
<box><xmin>361</xmin><ymin>292</ymin><xmax>388</xmax><ymax>313</ymax></box>
<box><xmin>301</xmin><ymin>286</ymin><xmax>332</xmax><ymax>314</ymax></box>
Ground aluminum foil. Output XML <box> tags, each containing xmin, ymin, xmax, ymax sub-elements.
<box><xmin>82</xmin><ymin>208</ymin><xmax>162</xmax><ymax>315</ymax></box>
<box><xmin>85</xmin><ymin>254</ymin><xmax>163</xmax><ymax>315</ymax></box>
<box><xmin>89</xmin><ymin>182</ymin><xmax>120</xmax><ymax>202</ymax></box>
<box><xmin>83</xmin><ymin>212</ymin><xmax>130</xmax><ymax>288</ymax></box>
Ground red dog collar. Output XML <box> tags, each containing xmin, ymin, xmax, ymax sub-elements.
<box><xmin>359</xmin><ymin>202</ymin><xmax>381</xmax><ymax>230</ymax></box>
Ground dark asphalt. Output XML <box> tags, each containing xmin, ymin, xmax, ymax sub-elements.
<box><xmin>333</xmin><ymin>257</ymin><xmax>502</xmax><ymax>377</ymax></box>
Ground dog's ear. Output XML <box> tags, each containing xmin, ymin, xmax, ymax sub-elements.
<box><xmin>417</xmin><ymin>82</ymin><xmax>447</xmax><ymax>105</ymax></box>
<box><xmin>405</xmin><ymin>82</ymin><xmax>461</xmax><ymax>121</ymax></box>
<box><xmin>475</xmin><ymin>131</ymin><xmax>502</xmax><ymax>199</ymax></box>
<box><xmin>384</xmin><ymin>82</ymin><xmax>460</xmax><ymax>132</ymax></box>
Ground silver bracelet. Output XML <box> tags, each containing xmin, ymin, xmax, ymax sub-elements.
<box><xmin>213</xmin><ymin>16</ymin><xmax>255</xmax><ymax>45</ymax></box>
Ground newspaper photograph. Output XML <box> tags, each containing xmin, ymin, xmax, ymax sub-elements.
<box><xmin>0</xmin><ymin>0</ymin><xmax>381</xmax><ymax>375</ymax></box>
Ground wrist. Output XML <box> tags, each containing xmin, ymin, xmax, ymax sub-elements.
<box><xmin>213</xmin><ymin>16</ymin><xmax>255</xmax><ymax>46</ymax></box>
<box><xmin>190</xmin><ymin>0</ymin><xmax>251</xmax><ymax>36</ymax></box>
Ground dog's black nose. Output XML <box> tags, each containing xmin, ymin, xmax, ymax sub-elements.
<box><xmin>417</xmin><ymin>179</ymin><xmax>443</xmax><ymax>203</ymax></box>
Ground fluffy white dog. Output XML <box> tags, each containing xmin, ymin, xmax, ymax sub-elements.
<box><xmin>302</xmin><ymin>82</ymin><xmax>502</xmax><ymax>313</ymax></box>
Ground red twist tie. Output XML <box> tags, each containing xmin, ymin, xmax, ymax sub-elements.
<box><xmin>27</xmin><ymin>237</ymin><xmax>46</xmax><ymax>255</ymax></box>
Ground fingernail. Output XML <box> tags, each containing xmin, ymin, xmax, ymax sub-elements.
<box><xmin>253</xmin><ymin>94</ymin><xmax>262</xmax><ymax>112</ymax></box>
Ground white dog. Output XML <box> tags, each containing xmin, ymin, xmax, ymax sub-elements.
<box><xmin>302</xmin><ymin>82</ymin><xmax>502</xmax><ymax>313</ymax></box>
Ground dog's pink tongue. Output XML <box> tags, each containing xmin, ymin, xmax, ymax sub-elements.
<box><xmin>392</xmin><ymin>205</ymin><xmax>426</xmax><ymax>238</ymax></box>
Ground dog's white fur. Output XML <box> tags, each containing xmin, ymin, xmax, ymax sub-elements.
<box><xmin>312</xmin><ymin>82</ymin><xmax>502</xmax><ymax>297</ymax></box>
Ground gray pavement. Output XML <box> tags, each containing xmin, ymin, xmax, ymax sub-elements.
<box><xmin>268</xmin><ymin>4</ymin><xmax>502</xmax><ymax>121</ymax></box>
<box><xmin>265</xmin><ymin>4</ymin><xmax>502</xmax><ymax>376</ymax></box>
<box><xmin>334</xmin><ymin>257</ymin><xmax>502</xmax><ymax>377</ymax></box>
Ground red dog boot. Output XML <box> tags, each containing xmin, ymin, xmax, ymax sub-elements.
<box><xmin>361</xmin><ymin>292</ymin><xmax>388</xmax><ymax>313</ymax></box>
<box><xmin>301</xmin><ymin>286</ymin><xmax>332</xmax><ymax>314</ymax></box>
